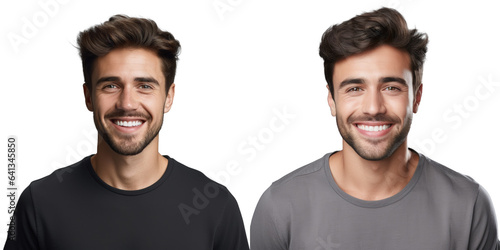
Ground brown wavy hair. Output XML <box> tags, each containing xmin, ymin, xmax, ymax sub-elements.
<box><xmin>77</xmin><ymin>15</ymin><xmax>180</xmax><ymax>94</ymax></box>
<box><xmin>319</xmin><ymin>7</ymin><xmax>428</xmax><ymax>97</ymax></box>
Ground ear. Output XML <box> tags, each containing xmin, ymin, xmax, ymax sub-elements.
<box><xmin>413</xmin><ymin>83</ymin><xmax>423</xmax><ymax>113</ymax></box>
<box><xmin>327</xmin><ymin>85</ymin><xmax>336</xmax><ymax>116</ymax></box>
<box><xmin>164</xmin><ymin>83</ymin><xmax>175</xmax><ymax>113</ymax></box>
<box><xmin>83</xmin><ymin>83</ymin><xmax>93</xmax><ymax>111</ymax></box>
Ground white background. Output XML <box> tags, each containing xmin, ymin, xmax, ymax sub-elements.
<box><xmin>1</xmin><ymin>0</ymin><xmax>499</xmax><ymax>242</ymax></box>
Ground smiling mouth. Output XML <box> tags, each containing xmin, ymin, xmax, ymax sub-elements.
<box><xmin>112</xmin><ymin>120</ymin><xmax>144</xmax><ymax>127</ymax></box>
<box><xmin>356</xmin><ymin>124</ymin><xmax>392</xmax><ymax>132</ymax></box>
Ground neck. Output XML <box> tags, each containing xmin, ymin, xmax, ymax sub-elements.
<box><xmin>91</xmin><ymin>136</ymin><xmax>168</xmax><ymax>191</ymax></box>
<box><xmin>329</xmin><ymin>141</ymin><xmax>418</xmax><ymax>201</ymax></box>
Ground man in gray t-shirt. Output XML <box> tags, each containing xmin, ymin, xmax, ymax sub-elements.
<box><xmin>251</xmin><ymin>7</ymin><xmax>499</xmax><ymax>250</ymax></box>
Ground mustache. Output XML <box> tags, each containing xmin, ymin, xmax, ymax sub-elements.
<box><xmin>104</xmin><ymin>110</ymin><xmax>150</xmax><ymax>120</ymax></box>
<box><xmin>347</xmin><ymin>114</ymin><xmax>399</xmax><ymax>124</ymax></box>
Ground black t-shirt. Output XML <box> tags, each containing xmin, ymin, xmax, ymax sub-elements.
<box><xmin>4</xmin><ymin>155</ymin><xmax>249</xmax><ymax>250</ymax></box>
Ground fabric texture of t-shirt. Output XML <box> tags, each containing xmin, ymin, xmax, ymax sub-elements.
<box><xmin>251</xmin><ymin>151</ymin><xmax>499</xmax><ymax>250</ymax></box>
<box><xmin>4</xmin><ymin>155</ymin><xmax>249</xmax><ymax>250</ymax></box>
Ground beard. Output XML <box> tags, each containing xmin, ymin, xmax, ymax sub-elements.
<box><xmin>337</xmin><ymin>113</ymin><xmax>412</xmax><ymax>161</ymax></box>
<box><xmin>95</xmin><ymin>110</ymin><xmax>163</xmax><ymax>156</ymax></box>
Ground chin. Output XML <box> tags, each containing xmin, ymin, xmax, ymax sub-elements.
<box><xmin>349</xmin><ymin>140</ymin><xmax>397</xmax><ymax>161</ymax></box>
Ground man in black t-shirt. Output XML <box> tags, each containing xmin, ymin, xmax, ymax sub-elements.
<box><xmin>5</xmin><ymin>15</ymin><xmax>249</xmax><ymax>250</ymax></box>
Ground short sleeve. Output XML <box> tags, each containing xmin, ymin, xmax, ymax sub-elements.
<box><xmin>468</xmin><ymin>185</ymin><xmax>499</xmax><ymax>250</ymax></box>
<box><xmin>213</xmin><ymin>191</ymin><xmax>249</xmax><ymax>250</ymax></box>
<box><xmin>251</xmin><ymin>187</ymin><xmax>287</xmax><ymax>250</ymax></box>
<box><xmin>4</xmin><ymin>185</ymin><xmax>39</xmax><ymax>250</ymax></box>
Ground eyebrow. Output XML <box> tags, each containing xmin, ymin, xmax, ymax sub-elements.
<box><xmin>338</xmin><ymin>76</ymin><xmax>407</xmax><ymax>89</ymax></box>
<box><xmin>339</xmin><ymin>78</ymin><xmax>365</xmax><ymax>89</ymax></box>
<box><xmin>95</xmin><ymin>76</ymin><xmax>160</xmax><ymax>86</ymax></box>
<box><xmin>135</xmin><ymin>77</ymin><xmax>159</xmax><ymax>86</ymax></box>
<box><xmin>96</xmin><ymin>76</ymin><xmax>120</xmax><ymax>86</ymax></box>
<box><xmin>380</xmin><ymin>77</ymin><xmax>407</xmax><ymax>86</ymax></box>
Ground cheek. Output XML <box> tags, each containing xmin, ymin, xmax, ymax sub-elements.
<box><xmin>387</xmin><ymin>97</ymin><xmax>411</xmax><ymax>117</ymax></box>
<box><xmin>337</xmin><ymin>97</ymin><xmax>360</xmax><ymax>113</ymax></box>
<box><xmin>142</xmin><ymin>97</ymin><xmax>167</xmax><ymax>114</ymax></box>
<box><xmin>335</xmin><ymin>104</ymin><xmax>354</xmax><ymax>122</ymax></box>
<box><xmin>93</xmin><ymin>96</ymin><xmax>112</xmax><ymax>114</ymax></box>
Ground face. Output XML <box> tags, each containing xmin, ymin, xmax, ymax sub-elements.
<box><xmin>328</xmin><ymin>45</ymin><xmax>422</xmax><ymax>161</ymax></box>
<box><xmin>84</xmin><ymin>47</ymin><xmax>174</xmax><ymax>155</ymax></box>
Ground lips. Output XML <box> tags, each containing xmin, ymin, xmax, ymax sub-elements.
<box><xmin>354</xmin><ymin>122</ymin><xmax>393</xmax><ymax>138</ymax></box>
<box><xmin>356</xmin><ymin>124</ymin><xmax>391</xmax><ymax>132</ymax></box>
<box><xmin>109</xmin><ymin>117</ymin><xmax>146</xmax><ymax>133</ymax></box>
<box><xmin>113</xmin><ymin>120</ymin><xmax>143</xmax><ymax>127</ymax></box>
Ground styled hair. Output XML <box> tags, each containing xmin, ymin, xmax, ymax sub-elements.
<box><xmin>77</xmin><ymin>14</ymin><xmax>181</xmax><ymax>94</ymax></box>
<box><xmin>319</xmin><ymin>7</ymin><xmax>428</xmax><ymax>97</ymax></box>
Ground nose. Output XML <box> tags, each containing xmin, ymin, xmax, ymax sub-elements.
<box><xmin>361</xmin><ymin>90</ymin><xmax>386</xmax><ymax>115</ymax></box>
<box><xmin>116</xmin><ymin>87</ymin><xmax>138</xmax><ymax>111</ymax></box>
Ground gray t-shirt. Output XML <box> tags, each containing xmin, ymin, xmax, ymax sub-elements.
<box><xmin>251</xmin><ymin>152</ymin><xmax>499</xmax><ymax>250</ymax></box>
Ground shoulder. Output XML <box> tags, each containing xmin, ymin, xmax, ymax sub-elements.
<box><xmin>255</xmin><ymin>152</ymin><xmax>331</xmax><ymax>213</ymax></box>
<box><xmin>29</xmin><ymin>155</ymin><xmax>92</xmax><ymax>192</ymax></box>
<box><xmin>419</xmin><ymin>154</ymin><xmax>500</xmax><ymax>247</ymax></box>
<box><xmin>168</xmin><ymin>157</ymin><xmax>244</xmax><ymax>227</ymax></box>
<box><xmin>13</xmin><ymin>156</ymin><xmax>93</xmax><ymax>224</ymax></box>
<box><xmin>168</xmin><ymin>157</ymin><xmax>218</xmax><ymax>182</ymax></box>
<box><xmin>266</xmin><ymin>153</ymin><xmax>331</xmax><ymax>197</ymax></box>
<box><xmin>419</xmin><ymin>153</ymin><xmax>480</xmax><ymax>195</ymax></box>
<box><xmin>167</xmin><ymin>156</ymin><xmax>232</xmax><ymax>201</ymax></box>
<box><xmin>168</xmin><ymin>157</ymin><xmax>228</xmax><ymax>188</ymax></box>
<box><xmin>251</xmin><ymin>153</ymin><xmax>331</xmax><ymax>248</ymax></box>
<box><xmin>416</xmin><ymin>152</ymin><xmax>491</xmax><ymax>212</ymax></box>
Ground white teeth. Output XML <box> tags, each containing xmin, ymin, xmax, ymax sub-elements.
<box><xmin>114</xmin><ymin>120</ymin><xmax>143</xmax><ymax>127</ymax></box>
<box><xmin>357</xmin><ymin>124</ymin><xmax>390</xmax><ymax>132</ymax></box>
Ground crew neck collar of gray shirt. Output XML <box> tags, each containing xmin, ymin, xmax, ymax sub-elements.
<box><xmin>324</xmin><ymin>149</ymin><xmax>425</xmax><ymax>208</ymax></box>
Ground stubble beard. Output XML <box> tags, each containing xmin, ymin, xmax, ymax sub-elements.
<box><xmin>95</xmin><ymin>114</ymin><xmax>164</xmax><ymax>156</ymax></box>
<box><xmin>336</xmin><ymin>114</ymin><xmax>412</xmax><ymax>161</ymax></box>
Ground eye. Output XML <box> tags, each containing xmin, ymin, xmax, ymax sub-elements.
<box><xmin>103</xmin><ymin>84</ymin><xmax>117</xmax><ymax>89</ymax></box>
<box><xmin>384</xmin><ymin>86</ymin><xmax>400</xmax><ymax>91</ymax></box>
<box><xmin>139</xmin><ymin>84</ymin><xmax>153</xmax><ymax>89</ymax></box>
<box><xmin>347</xmin><ymin>87</ymin><xmax>362</xmax><ymax>92</ymax></box>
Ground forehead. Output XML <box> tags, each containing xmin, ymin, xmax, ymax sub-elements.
<box><xmin>92</xmin><ymin>47</ymin><xmax>164</xmax><ymax>84</ymax></box>
<box><xmin>333</xmin><ymin>45</ymin><xmax>411</xmax><ymax>85</ymax></box>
